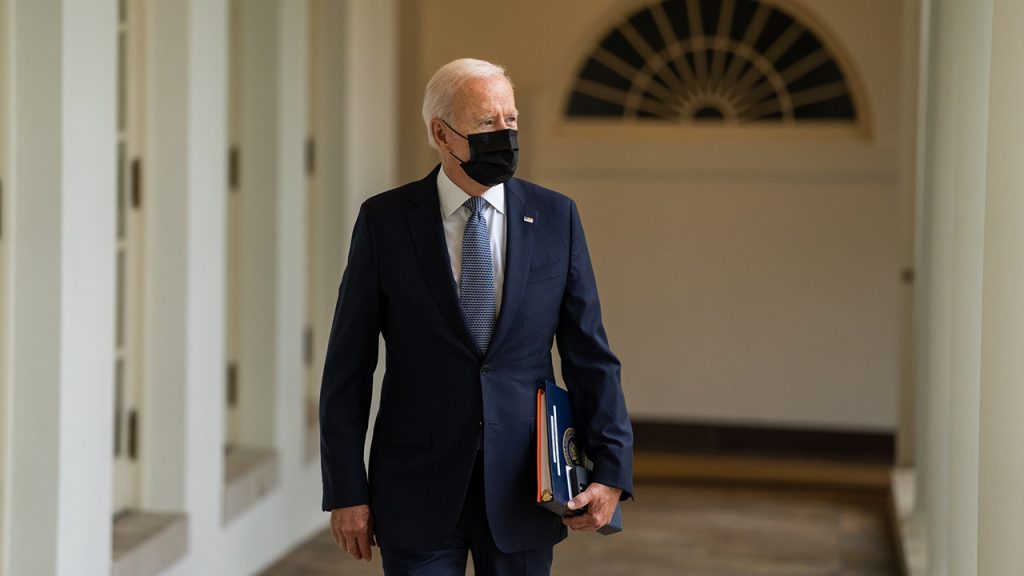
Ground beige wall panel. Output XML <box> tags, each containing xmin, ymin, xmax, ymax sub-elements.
<box><xmin>0</xmin><ymin>0</ymin><xmax>9</xmax><ymax>566</ymax></box>
<box><xmin>232</xmin><ymin>0</ymin><xmax>280</xmax><ymax>449</ymax></box>
<box><xmin>402</xmin><ymin>0</ymin><xmax>915</xmax><ymax>429</ymax></box>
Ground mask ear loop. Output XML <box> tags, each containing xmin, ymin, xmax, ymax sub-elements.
<box><xmin>441</xmin><ymin>119</ymin><xmax>470</xmax><ymax>164</ymax></box>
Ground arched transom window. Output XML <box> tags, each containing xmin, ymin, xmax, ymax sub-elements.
<box><xmin>567</xmin><ymin>0</ymin><xmax>859</xmax><ymax>123</ymax></box>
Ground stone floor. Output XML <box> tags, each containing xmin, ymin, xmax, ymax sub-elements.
<box><xmin>258</xmin><ymin>481</ymin><xmax>898</xmax><ymax>575</ymax></box>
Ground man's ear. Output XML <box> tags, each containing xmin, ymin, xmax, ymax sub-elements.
<box><xmin>431</xmin><ymin>119</ymin><xmax>448</xmax><ymax>149</ymax></box>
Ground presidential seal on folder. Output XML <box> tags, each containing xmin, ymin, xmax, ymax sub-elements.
<box><xmin>535</xmin><ymin>379</ymin><xmax>622</xmax><ymax>535</ymax></box>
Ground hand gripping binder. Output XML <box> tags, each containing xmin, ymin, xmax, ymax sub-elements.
<box><xmin>535</xmin><ymin>379</ymin><xmax>622</xmax><ymax>535</ymax></box>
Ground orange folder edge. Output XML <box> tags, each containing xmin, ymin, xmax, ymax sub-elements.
<box><xmin>535</xmin><ymin>387</ymin><xmax>544</xmax><ymax>503</ymax></box>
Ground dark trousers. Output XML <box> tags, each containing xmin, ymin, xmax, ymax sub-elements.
<box><xmin>380</xmin><ymin>453</ymin><xmax>554</xmax><ymax>576</ymax></box>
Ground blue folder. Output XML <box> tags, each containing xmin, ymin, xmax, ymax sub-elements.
<box><xmin>536</xmin><ymin>379</ymin><xmax>622</xmax><ymax>535</ymax></box>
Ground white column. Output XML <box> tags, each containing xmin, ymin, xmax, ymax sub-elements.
<box><xmin>943</xmin><ymin>2</ymin><xmax>992</xmax><ymax>573</ymax></box>
<box><xmin>917</xmin><ymin>0</ymin><xmax>956</xmax><ymax>570</ymax></box>
<box><xmin>55</xmin><ymin>0</ymin><xmax>118</xmax><ymax>571</ymax></box>
<box><xmin>910</xmin><ymin>0</ymin><xmax>932</xmax><ymax>530</ymax></box>
<box><xmin>179</xmin><ymin>0</ymin><xmax>229</xmax><ymax>572</ymax></box>
<box><xmin>916</xmin><ymin>1</ymin><xmax>993</xmax><ymax>573</ymax></box>
<box><xmin>274</xmin><ymin>0</ymin><xmax>308</xmax><ymax>479</ymax></box>
<box><xmin>977</xmin><ymin>0</ymin><xmax>1024</xmax><ymax>572</ymax></box>
<box><xmin>4</xmin><ymin>0</ymin><xmax>117</xmax><ymax>575</ymax></box>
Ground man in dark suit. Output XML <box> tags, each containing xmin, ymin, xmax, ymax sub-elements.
<box><xmin>320</xmin><ymin>58</ymin><xmax>633</xmax><ymax>575</ymax></box>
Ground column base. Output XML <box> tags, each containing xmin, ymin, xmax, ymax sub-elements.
<box><xmin>890</xmin><ymin>467</ymin><xmax>927</xmax><ymax>576</ymax></box>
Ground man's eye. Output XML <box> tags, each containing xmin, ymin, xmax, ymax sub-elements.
<box><xmin>507</xmin><ymin>117</ymin><xmax>518</xmax><ymax>124</ymax></box>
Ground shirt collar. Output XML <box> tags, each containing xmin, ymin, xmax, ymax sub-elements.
<box><xmin>437</xmin><ymin>165</ymin><xmax>505</xmax><ymax>218</ymax></box>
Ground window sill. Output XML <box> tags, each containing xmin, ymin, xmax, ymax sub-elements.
<box><xmin>224</xmin><ymin>446</ymin><xmax>279</xmax><ymax>524</ymax></box>
<box><xmin>111</xmin><ymin>511</ymin><xmax>188</xmax><ymax>576</ymax></box>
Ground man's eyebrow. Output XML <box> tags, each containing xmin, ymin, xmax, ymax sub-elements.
<box><xmin>472</xmin><ymin>112</ymin><xmax>518</xmax><ymax>122</ymax></box>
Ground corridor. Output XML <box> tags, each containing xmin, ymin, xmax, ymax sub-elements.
<box><xmin>261</xmin><ymin>481</ymin><xmax>898</xmax><ymax>576</ymax></box>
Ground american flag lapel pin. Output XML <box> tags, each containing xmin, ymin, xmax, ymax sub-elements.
<box><xmin>523</xmin><ymin>216</ymin><xmax>534</xmax><ymax>224</ymax></box>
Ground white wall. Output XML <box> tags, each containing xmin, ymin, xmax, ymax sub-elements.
<box><xmin>401</xmin><ymin>0</ymin><xmax>918</xmax><ymax>431</ymax></box>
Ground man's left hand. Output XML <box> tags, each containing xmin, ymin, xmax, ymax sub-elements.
<box><xmin>562</xmin><ymin>482</ymin><xmax>622</xmax><ymax>531</ymax></box>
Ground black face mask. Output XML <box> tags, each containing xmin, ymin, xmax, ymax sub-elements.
<box><xmin>443</xmin><ymin>120</ymin><xmax>519</xmax><ymax>187</ymax></box>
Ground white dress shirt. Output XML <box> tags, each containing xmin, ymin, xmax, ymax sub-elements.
<box><xmin>437</xmin><ymin>166</ymin><xmax>506</xmax><ymax>315</ymax></box>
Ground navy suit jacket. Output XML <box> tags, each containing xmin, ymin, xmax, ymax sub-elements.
<box><xmin>320</xmin><ymin>166</ymin><xmax>633</xmax><ymax>553</ymax></box>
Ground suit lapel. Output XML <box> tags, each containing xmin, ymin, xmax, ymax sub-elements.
<box><xmin>487</xmin><ymin>179</ymin><xmax>535</xmax><ymax>359</ymax></box>
<box><xmin>405</xmin><ymin>168</ymin><xmax>481</xmax><ymax>358</ymax></box>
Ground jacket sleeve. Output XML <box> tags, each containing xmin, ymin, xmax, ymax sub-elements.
<box><xmin>320</xmin><ymin>203</ymin><xmax>380</xmax><ymax>511</ymax></box>
<box><xmin>555</xmin><ymin>200</ymin><xmax>634</xmax><ymax>500</ymax></box>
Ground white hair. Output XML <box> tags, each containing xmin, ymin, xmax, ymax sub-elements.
<box><xmin>422</xmin><ymin>58</ymin><xmax>512</xmax><ymax>150</ymax></box>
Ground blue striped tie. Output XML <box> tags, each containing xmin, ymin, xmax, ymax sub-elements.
<box><xmin>460</xmin><ymin>196</ymin><xmax>495</xmax><ymax>354</ymax></box>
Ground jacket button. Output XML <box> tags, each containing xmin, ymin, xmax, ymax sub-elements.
<box><xmin>480</xmin><ymin>365</ymin><xmax>490</xmax><ymax>375</ymax></box>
